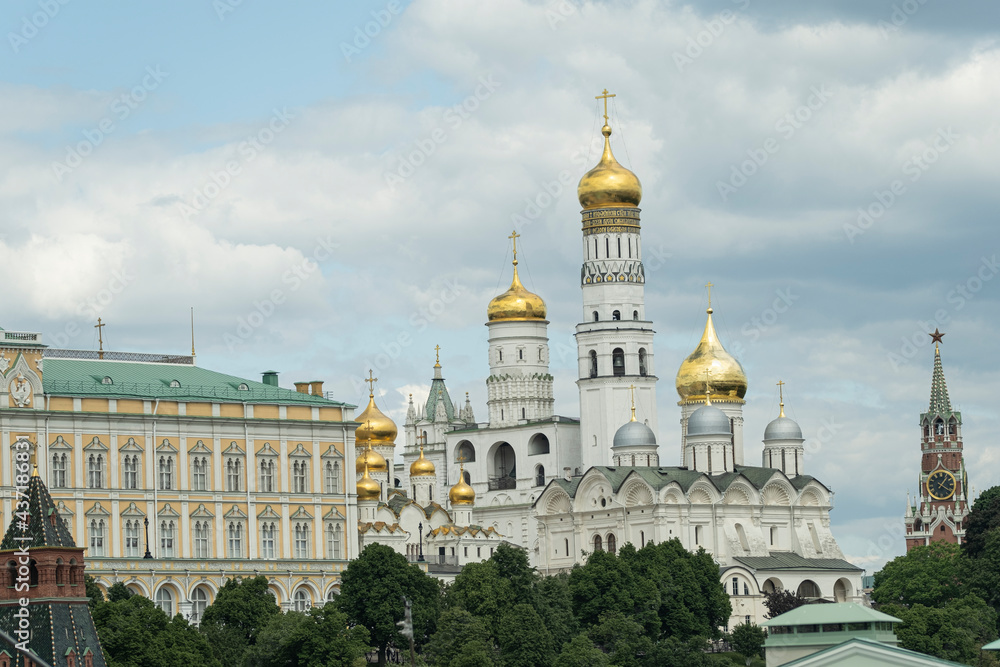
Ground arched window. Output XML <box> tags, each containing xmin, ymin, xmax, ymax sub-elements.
<box><xmin>948</xmin><ymin>418</ymin><xmax>957</xmax><ymax>435</ymax></box>
<box><xmin>456</xmin><ymin>442</ymin><xmax>476</xmax><ymax>463</ymax></box>
<box><xmin>293</xmin><ymin>461</ymin><xmax>308</xmax><ymax>493</ymax></box>
<box><xmin>89</xmin><ymin>519</ymin><xmax>105</xmax><ymax>556</ymax></box>
<box><xmin>325</xmin><ymin>461</ymin><xmax>341</xmax><ymax>494</ymax></box>
<box><xmin>160</xmin><ymin>520</ymin><xmax>175</xmax><ymax>557</ymax></box>
<box><xmin>592</xmin><ymin>311</ymin><xmax>599</xmax><ymax>322</ymax></box>
<box><xmin>158</xmin><ymin>456</ymin><xmax>173</xmax><ymax>490</ymax></box>
<box><xmin>194</xmin><ymin>521</ymin><xmax>210</xmax><ymax>558</ymax></box>
<box><xmin>638</xmin><ymin>348</ymin><xmax>647</xmax><ymax>376</ymax></box>
<box><xmin>227</xmin><ymin>522</ymin><xmax>243</xmax><ymax>558</ymax></box>
<box><xmin>589</xmin><ymin>350</ymin><xmax>598</xmax><ymax>378</ymax></box>
<box><xmin>593</xmin><ymin>534</ymin><xmax>603</xmax><ymax>552</ymax></box>
<box><xmin>122</xmin><ymin>455</ymin><xmax>137</xmax><ymax>489</ymax></box>
<box><xmin>326</xmin><ymin>523</ymin><xmax>343</xmax><ymax>559</ymax></box>
<box><xmin>534</xmin><ymin>465</ymin><xmax>545</xmax><ymax>487</ymax></box>
<box><xmin>934</xmin><ymin>418</ymin><xmax>944</xmax><ymax>435</ymax></box>
<box><xmin>294</xmin><ymin>523</ymin><xmax>310</xmax><ymax>559</ymax></box>
<box><xmin>260</xmin><ymin>522</ymin><xmax>276</xmax><ymax>559</ymax></box>
<box><xmin>498</xmin><ymin>348</ymin><xmax>503</xmax><ymax>362</ymax></box>
<box><xmin>88</xmin><ymin>454</ymin><xmax>104</xmax><ymax>489</ymax></box>
<box><xmin>606</xmin><ymin>533</ymin><xmax>617</xmax><ymax>554</ymax></box>
<box><xmin>294</xmin><ymin>589</ymin><xmax>311</xmax><ymax>612</ymax></box>
<box><xmin>528</xmin><ymin>433</ymin><xmax>550</xmax><ymax>455</ymax></box>
<box><xmin>191</xmin><ymin>457</ymin><xmax>208</xmax><ymax>491</ymax></box>
<box><xmin>124</xmin><ymin>521</ymin><xmax>140</xmax><ymax>557</ymax></box>
<box><xmin>612</xmin><ymin>348</ymin><xmax>625</xmax><ymax>376</ymax></box>
<box><xmin>52</xmin><ymin>453</ymin><xmax>67</xmax><ymax>488</ymax></box>
<box><xmin>191</xmin><ymin>587</ymin><xmax>209</xmax><ymax>624</ymax></box>
<box><xmin>226</xmin><ymin>459</ymin><xmax>242</xmax><ymax>492</ymax></box>
<box><xmin>155</xmin><ymin>588</ymin><xmax>174</xmax><ymax>616</ymax></box>
<box><xmin>259</xmin><ymin>459</ymin><xmax>274</xmax><ymax>492</ymax></box>
<box><xmin>494</xmin><ymin>444</ymin><xmax>516</xmax><ymax>481</ymax></box>
<box><xmin>612</xmin><ymin>310</ymin><xmax>621</xmax><ymax>321</ymax></box>
<box><xmin>735</xmin><ymin>523</ymin><xmax>750</xmax><ymax>552</ymax></box>
<box><xmin>633</xmin><ymin>310</ymin><xmax>639</xmax><ymax>320</ymax></box>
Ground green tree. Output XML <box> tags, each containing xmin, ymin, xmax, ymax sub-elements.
<box><xmin>965</xmin><ymin>528</ymin><xmax>1000</xmax><ymax>625</ymax></box>
<box><xmin>199</xmin><ymin>575</ymin><xmax>281</xmax><ymax>665</ymax></box>
<box><xmin>553</xmin><ymin>633</ymin><xmax>610</xmax><ymax>667</ymax></box>
<box><xmin>730</xmin><ymin>623</ymin><xmax>767</xmax><ymax>666</ymax></box>
<box><xmin>641</xmin><ymin>636</ymin><xmax>714</xmax><ymax>667</ymax></box>
<box><xmin>246</xmin><ymin>605</ymin><xmax>371</xmax><ymax>667</ymax></box>
<box><xmin>587</xmin><ymin>610</ymin><xmax>652</xmax><ymax>667</ymax></box>
<box><xmin>106</xmin><ymin>582</ymin><xmax>134</xmax><ymax>602</ymax></box>
<box><xmin>337</xmin><ymin>543</ymin><xmax>440</xmax><ymax>666</ymax></box>
<box><xmin>497</xmin><ymin>603</ymin><xmax>555</xmax><ymax>667</ymax></box>
<box><xmin>489</xmin><ymin>543</ymin><xmax>537</xmax><ymax>605</ymax></box>
<box><xmin>763</xmin><ymin>589</ymin><xmax>805</xmax><ymax>619</ymax></box>
<box><xmin>422</xmin><ymin>608</ymin><xmax>496</xmax><ymax>667</ymax></box>
<box><xmin>880</xmin><ymin>594</ymin><xmax>998</xmax><ymax>664</ymax></box>
<box><xmin>964</xmin><ymin>486</ymin><xmax>1000</xmax><ymax>560</ymax></box>
<box><xmin>85</xmin><ymin>574</ymin><xmax>105</xmax><ymax>608</ymax></box>
<box><xmin>872</xmin><ymin>541</ymin><xmax>963</xmax><ymax>607</ymax></box>
<box><xmin>444</xmin><ymin>560</ymin><xmax>514</xmax><ymax>631</ymax></box>
<box><xmin>535</xmin><ymin>572</ymin><xmax>580</xmax><ymax>649</ymax></box>
<box><xmin>568</xmin><ymin>550</ymin><xmax>646</xmax><ymax>632</ymax></box>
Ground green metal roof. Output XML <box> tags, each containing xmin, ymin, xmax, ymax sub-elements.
<box><xmin>984</xmin><ymin>639</ymin><xmax>1000</xmax><ymax>651</ymax></box>
<box><xmin>41</xmin><ymin>358</ymin><xmax>352</xmax><ymax>408</ymax></box>
<box><xmin>735</xmin><ymin>553</ymin><xmax>863</xmax><ymax>573</ymax></box>
<box><xmin>761</xmin><ymin>603</ymin><xmax>898</xmax><ymax>627</ymax></box>
<box><xmin>779</xmin><ymin>637</ymin><xmax>967</xmax><ymax>666</ymax></box>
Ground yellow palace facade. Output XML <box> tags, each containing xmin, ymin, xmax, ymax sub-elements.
<box><xmin>0</xmin><ymin>328</ymin><xmax>359</xmax><ymax>621</ymax></box>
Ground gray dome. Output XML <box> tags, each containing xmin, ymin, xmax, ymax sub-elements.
<box><xmin>687</xmin><ymin>404</ymin><xmax>731</xmax><ymax>436</ymax></box>
<box><xmin>613</xmin><ymin>420</ymin><xmax>657</xmax><ymax>449</ymax></box>
<box><xmin>763</xmin><ymin>416</ymin><xmax>803</xmax><ymax>441</ymax></box>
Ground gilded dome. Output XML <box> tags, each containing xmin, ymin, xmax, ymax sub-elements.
<box><xmin>676</xmin><ymin>308</ymin><xmax>748</xmax><ymax>402</ymax></box>
<box><xmin>487</xmin><ymin>265</ymin><xmax>547</xmax><ymax>322</ymax></box>
<box><xmin>355</xmin><ymin>395</ymin><xmax>398</xmax><ymax>446</ymax></box>
<box><xmin>356</xmin><ymin>467</ymin><xmax>381</xmax><ymax>502</ymax></box>
<box><xmin>409</xmin><ymin>447</ymin><xmax>436</xmax><ymax>477</ymax></box>
<box><xmin>577</xmin><ymin>124</ymin><xmax>642</xmax><ymax>210</ymax></box>
<box><xmin>356</xmin><ymin>445</ymin><xmax>388</xmax><ymax>474</ymax></box>
<box><xmin>449</xmin><ymin>467</ymin><xmax>475</xmax><ymax>506</ymax></box>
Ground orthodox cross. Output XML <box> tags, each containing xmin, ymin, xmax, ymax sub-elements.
<box><xmin>629</xmin><ymin>384</ymin><xmax>636</xmax><ymax>421</ymax></box>
<box><xmin>777</xmin><ymin>380</ymin><xmax>785</xmax><ymax>417</ymax></box>
<box><xmin>509</xmin><ymin>230</ymin><xmax>520</xmax><ymax>265</ymax></box>
<box><xmin>595</xmin><ymin>88</ymin><xmax>616</xmax><ymax>124</ymax></box>
<box><xmin>705</xmin><ymin>282</ymin><xmax>714</xmax><ymax>309</ymax></box>
<box><xmin>95</xmin><ymin>318</ymin><xmax>106</xmax><ymax>359</ymax></box>
<box><xmin>434</xmin><ymin>345</ymin><xmax>441</xmax><ymax>364</ymax></box>
<box><xmin>365</xmin><ymin>369</ymin><xmax>377</xmax><ymax>396</ymax></box>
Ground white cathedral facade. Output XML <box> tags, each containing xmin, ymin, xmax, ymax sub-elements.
<box><xmin>356</xmin><ymin>100</ymin><xmax>863</xmax><ymax>625</ymax></box>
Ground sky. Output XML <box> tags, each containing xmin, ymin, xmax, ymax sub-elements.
<box><xmin>2</xmin><ymin>0</ymin><xmax>998</xmax><ymax>574</ymax></box>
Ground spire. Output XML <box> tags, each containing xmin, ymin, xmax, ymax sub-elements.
<box><xmin>629</xmin><ymin>384</ymin><xmax>637</xmax><ymax>421</ymax></box>
<box><xmin>434</xmin><ymin>344</ymin><xmax>442</xmax><ymax>378</ymax></box>
<box><xmin>777</xmin><ymin>380</ymin><xmax>786</xmax><ymax>418</ymax></box>
<box><xmin>928</xmin><ymin>333</ymin><xmax>952</xmax><ymax>414</ymax></box>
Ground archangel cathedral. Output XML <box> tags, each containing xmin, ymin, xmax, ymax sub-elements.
<box><xmin>352</xmin><ymin>94</ymin><xmax>864</xmax><ymax>626</ymax></box>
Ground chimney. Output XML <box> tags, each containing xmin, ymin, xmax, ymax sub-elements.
<box><xmin>294</xmin><ymin>382</ymin><xmax>310</xmax><ymax>394</ymax></box>
<box><xmin>563</xmin><ymin>467</ymin><xmax>572</xmax><ymax>481</ymax></box>
<box><xmin>310</xmin><ymin>380</ymin><xmax>324</xmax><ymax>396</ymax></box>
<box><xmin>261</xmin><ymin>371</ymin><xmax>279</xmax><ymax>387</ymax></box>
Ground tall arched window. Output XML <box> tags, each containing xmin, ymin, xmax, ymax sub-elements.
<box><xmin>638</xmin><ymin>348</ymin><xmax>647</xmax><ymax>376</ymax></box>
<box><xmin>194</xmin><ymin>521</ymin><xmax>210</xmax><ymax>558</ymax></box>
<box><xmin>607</xmin><ymin>533</ymin><xmax>617</xmax><ymax>554</ymax></box>
<box><xmin>593</xmin><ymin>534</ymin><xmax>603</xmax><ymax>552</ymax></box>
<box><xmin>325</xmin><ymin>461</ymin><xmax>341</xmax><ymax>494</ymax></box>
<box><xmin>158</xmin><ymin>456</ymin><xmax>173</xmax><ymax>490</ymax></box>
<box><xmin>227</xmin><ymin>522</ymin><xmax>243</xmax><ymax>558</ymax></box>
<box><xmin>612</xmin><ymin>310</ymin><xmax>621</xmax><ymax>321</ymax></box>
<box><xmin>534</xmin><ymin>465</ymin><xmax>545</xmax><ymax>487</ymax></box>
<box><xmin>89</xmin><ymin>519</ymin><xmax>105</xmax><ymax>556</ymax></box>
<box><xmin>226</xmin><ymin>459</ymin><xmax>242</xmax><ymax>491</ymax></box>
<box><xmin>191</xmin><ymin>587</ymin><xmax>209</xmax><ymax>624</ymax></box>
<box><xmin>593</xmin><ymin>311</ymin><xmax>599</xmax><ymax>322</ymax></box>
<box><xmin>155</xmin><ymin>588</ymin><xmax>174</xmax><ymax>616</ymax></box>
<box><xmin>124</xmin><ymin>520</ymin><xmax>140</xmax><ymax>557</ymax></box>
<box><xmin>293</xmin><ymin>461</ymin><xmax>308</xmax><ymax>493</ymax></box>
<box><xmin>160</xmin><ymin>520</ymin><xmax>175</xmax><ymax>557</ymax></box>
<box><xmin>87</xmin><ymin>454</ymin><xmax>104</xmax><ymax>489</ymax></box>
<box><xmin>294</xmin><ymin>523</ymin><xmax>310</xmax><ymax>559</ymax></box>
<box><xmin>633</xmin><ymin>310</ymin><xmax>639</xmax><ymax>320</ymax></box>
<box><xmin>294</xmin><ymin>589</ymin><xmax>311</xmax><ymax>612</ymax></box>
<box><xmin>52</xmin><ymin>453</ymin><xmax>67</xmax><ymax>488</ymax></box>
<box><xmin>259</xmin><ymin>460</ymin><xmax>274</xmax><ymax>492</ymax></box>
<box><xmin>122</xmin><ymin>455</ymin><xmax>137</xmax><ymax>489</ymax></box>
<box><xmin>260</xmin><ymin>522</ymin><xmax>275</xmax><ymax>559</ymax></box>
<box><xmin>612</xmin><ymin>348</ymin><xmax>625</xmax><ymax>376</ymax></box>
<box><xmin>589</xmin><ymin>350</ymin><xmax>598</xmax><ymax>378</ymax></box>
<box><xmin>326</xmin><ymin>523</ymin><xmax>343</xmax><ymax>559</ymax></box>
<box><xmin>192</xmin><ymin>457</ymin><xmax>208</xmax><ymax>491</ymax></box>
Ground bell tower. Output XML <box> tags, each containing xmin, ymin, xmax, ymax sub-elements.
<box><xmin>904</xmin><ymin>330</ymin><xmax>969</xmax><ymax>550</ymax></box>
<box><xmin>575</xmin><ymin>90</ymin><xmax>658</xmax><ymax>464</ymax></box>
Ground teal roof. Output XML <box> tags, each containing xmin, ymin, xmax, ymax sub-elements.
<box><xmin>779</xmin><ymin>637</ymin><xmax>966</xmax><ymax>666</ymax></box>
<box><xmin>984</xmin><ymin>639</ymin><xmax>1000</xmax><ymax>651</ymax></box>
<box><xmin>735</xmin><ymin>553</ymin><xmax>863</xmax><ymax>573</ymax></box>
<box><xmin>425</xmin><ymin>377</ymin><xmax>455</xmax><ymax>420</ymax></box>
<box><xmin>41</xmin><ymin>358</ymin><xmax>352</xmax><ymax>408</ymax></box>
<box><xmin>761</xmin><ymin>603</ymin><xmax>898</xmax><ymax>627</ymax></box>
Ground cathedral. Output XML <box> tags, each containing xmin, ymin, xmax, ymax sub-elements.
<box><xmin>359</xmin><ymin>93</ymin><xmax>864</xmax><ymax>626</ymax></box>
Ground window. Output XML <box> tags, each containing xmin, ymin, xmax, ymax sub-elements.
<box><xmin>564</xmin><ymin>538</ymin><xmax>569</xmax><ymax>555</ymax></box>
<box><xmin>612</xmin><ymin>348</ymin><xmax>625</xmax><ymax>376</ymax></box>
<box><xmin>744</xmin><ymin>583</ymin><xmax>749</xmax><ymax>596</ymax></box>
<box><xmin>535</xmin><ymin>465</ymin><xmax>545</xmax><ymax>487</ymax></box>
<box><xmin>191</xmin><ymin>587</ymin><xmax>208</xmax><ymax>624</ymax></box>
<box><xmin>259</xmin><ymin>459</ymin><xmax>274</xmax><ymax>492</ymax></box>
<box><xmin>326</xmin><ymin>523</ymin><xmax>343</xmax><ymax>559</ymax></box>
<box><xmin>158</xmin><ymin>456</ymin><xmax>174</xmax><ymax>490</ymax></box>
<box><xmin>518</xmin><ymin>349</ymin><xmax>523</xmax><ymax>360</ymax></box>
<box><xmin>102</xmin><ymin>376</ymin><xmax>113</xmax><ymax>385</ymax></box>
<box><xmin>612</xmin><ymin>310</ymin><xmax>621</xmax><ymax>321</ymax></box>
<box><xmin>160</xmin><ymin>520</ymin><xmax>175</xmax><ymax>557</ymax></box>
<box><xmin>89</xmin><ymin>519</ymin><xmax>105</xmax><ymax>556</ymax></box>
<box><xmin>191</xmin><ymin>457</ymin><xmax>208</xmax><ymax>491</ymax></box>
<box><xmin>238</xmin><ymin>383</ymin><xmax>249</xmax><ymax>391</ymax></box>
<box><xmin>638</xmin><ymin>348</ymin><xmax>647</xmax><ymax>376</ymax></box>
<box><xmin>617</xmin><ymin>237</ymin><xmax>621</xmax><ymax>257</ymax></box>
<box><xmin>592</xmin><ymin>311</ymin><xmax>599</xmax><ymax>322</ymax></box>
<box><xmin>194</xmin><ymin>521</ymin><xmax>210</xmax><ymax>558</ymax></box>
<box><xmin>640</xmin><ymin>531</ymin><xmax>645</xmax><ymax>548</ymax></box>
<box><xmin>294</xmin><ymin>523</ymin><xmax>310</xmax><ymax>559</ymax></box>
<box><xmin>293</xmin><ymin>461</ymin><xmax>308</xmax><ymax>493</ymax></box>
<box><xmin>695</xmin><ymin>525</ymin><xmax>703</xmax><ymax>545</ymax></box>
<box><xmin>87</xmin><ymin>454</ymin><xmax>104</xmax><ymax>489</ymax></box>
<box><xmin>607</xmin><ymin>534</ymin><xmax>617</xmax><ymax>554</ymax></box>
<box><xmin>227</xmin><ymin>522</ymin><xmax>243</xmax><ymax>558</ymax></box>
<box><xmin>169</xmin><ymin>379</ymin><xmax>181</xmax><ymax>388</ymax></box>
<box><xmin>593</xmin><ymin>534</ymin><xmax>602</xmax><ymax>551</ymax></box>
<box><xmin>589</xmin><ymin>350</ymin><xmax>598</xmax><ymax>378</ymax></box>
<box><xmin>122</xmin><ymin>455</ymin><xmax>138</xmax><ymax>489</ymax></box>
<box><xmin>260</xmin><ymin>522</ymin><xmax>276</xmax><ymax>559</ymax></box>
<box><xmin>293</xmin><ymin>589</ymin><xmax>310</xmax><ymax>612</ymax></box>
<box><xmin>498</xmin><ymin>348</ymin><xmax>503</xmax><ymax>362</ymax></box>
<box><xmin>324</xmin><ymin>461</ymin><xmax>341</xmax><ymax>494</ymax></box>
<box><xmin>733</xmin><ymin>577</ymin><xmax>739</xmax><ymax>595</ymax></box>
<box><xmin>226</xmin><ymin>459</ymin><xmax>242</xmax><ymax>492</ymax></box>
<box><xmin>52</xmin><ymin>453</ymin><xmax>68</xmax><ymax>488</ymax></box>
<box><xmin>633</xmin><ymin>310</ymin><xmax>638</xmax><ymax>320</ymax></box>
<box><xmin>155</xmin><ymin>588</ymin><xmax>174</xmax><ymax>616</ymax></box>
<box><xmin>124</xmin><ymin>520</ymin><xmax>140</xmax><ymax>557</ymax></box>
<box><xmin>770</xmin><ymin>526</ymin><xmax>778</xmax><ymax>546</ymax></box>
<box><xmin>522</xmin><ymin>407</ymin><xmax>526</xmax><ymax>419</ymax></box>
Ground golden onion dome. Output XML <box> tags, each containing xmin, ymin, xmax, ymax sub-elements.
<box><xmin>409</xmin><ymin>446</ymin><xmax>436</xmax><ymax>477</ymax></box>
<box><xmin>356</xmin><ymin>466</ymin><xmax>381</xmax><ymax>502</ymax></box>
<box><xmin>676</xmin><ymin>307</ymin><xmax>748</xmax><ymax>402</ymax></box>
<box><xmin>355</xmin><ymin>395</ymin><xmax>398</xmax><ymax>446</ymax></box>
<box><xmin>577</xmin><ymin>124</ymin><xmax>642</xmax><ymax>210</ymax></box>
<box><xmin>356</xmin><ymin>445</ymin><xmax>388</xmax><ymax>474</ymax></box>
<box><xmin>448</xmin><ymin>466</ymin><xmax>475</xmax><ymax>506</ymax></box>
<box><xmin>487</xmin><ymin>264</ymin><xmax>547</xmax><ymax>322</ymax></box>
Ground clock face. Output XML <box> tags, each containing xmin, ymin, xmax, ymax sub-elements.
<box><xmin>927</xmin><ymin>470</ymin><xmax>956</xmax><ymax>500</ymax></box>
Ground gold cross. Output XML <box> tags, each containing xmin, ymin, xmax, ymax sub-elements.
<box><xmin>95</xmin><ymin>318</ymin><xmax>106</xmax><ymax>359</ymax></box>
<box><xmin>704</xmin><ymin>369</ymin><xmax>713</xmax><ymax>405</ymax></box>
<box><xmin>629</xmin><ymin>384</ymin><xmax>636</xmax><ymax>421</ymax></box>
<box><xmin>595</xmin><ymin>88</ymin><xmax>616</xmax><ymax>124</ymax></box>
<box><xmin>434</xmin><ymin>345</ymin><xmax>441</xmax><ymax>364</ymax></box>
<box><xmin>777</xmin><ymin>380</ymin><xmax>785</xmax><ymax>417</ymax></box>
<box><xmin>508</xmin><ymin>230</ymin><xmax>520</xmax><ymax>265</ymax></box>
<box><xmin>705</xmin><ymin>282</ymin><xmax>714</xmax><ymax>308</ymax></box>
<box><xmin>365</xmin><ymin>370</ymin><xmax>377</xmax><ymax>396</ymax></box>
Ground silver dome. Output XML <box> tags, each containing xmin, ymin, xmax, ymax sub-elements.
<box><xmin>687</xmin><ymin>404</ymin><xmax>731</xmax><ymax>436</ymax></box>
<box><xmin>763</xmin><ymin>416</ymin><xmax>803</xmax><ymax>441</ymax></box>
<box><xmin>613</xmin><ymin>420</ymin><xmax>657</xmax><ymax>449</ymax></box>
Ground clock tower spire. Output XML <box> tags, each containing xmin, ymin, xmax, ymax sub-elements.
<box><xmin>904</xmin><ymin>331</ymin><xmax>969</xmax><ymax>550</ymax></box>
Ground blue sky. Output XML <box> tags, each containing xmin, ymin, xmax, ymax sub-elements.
<box><xmin>2</xmin><ymin>0</ymin><xmax>999</xmax><ymax>573</ymax></box>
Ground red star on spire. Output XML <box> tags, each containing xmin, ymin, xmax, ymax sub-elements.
<box><xmin>929</xmin><ymin>329</ymin><xmax>945</xmax><ymax>344</ymax></box>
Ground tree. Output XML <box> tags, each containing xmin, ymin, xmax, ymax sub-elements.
<box><xmin>586</xmin><ymin>610</ymin><xmax>652</xmax><ymax>667</ymax></box>
<box><xmin>964</xmin><ymin>486</ymin><xmax>1000</xmax><ymax>560</ymax></box>
<box><xmin>497</xmin><ymin>603</ymin><xmax>555</xmax><ymax>667</ymax></box>
<box><xmin>553</xmin><ymin>633</ymin><xmax>610</xmax><ymax>667</ymax></box>
<box><xmin>568</xmin><ymin>550</ymin><xmax>646</xmax><ymax>633</ymax></box>
<box><xmin>246</xmin><ymin>605</ymin><xmax>371</xmax><ymax>667</ymax></box>
<box><xmin>763</xmin><ymin>589</ymin><xmax>805</xmax><ymax>620</ymax></box>
<box><xmin>337</xmin><ymin>543</ymin><xmax>441</xmax><ymax>666</ymax></box>
<box><xmin>872</xmin><ymin>541</ymin><xmax>963</xmax><ymax>607</ymax></box>
<box><xmin>535</xmin><ymin>573</ymin><xmax>580</xmax><ymax>649</ymax></box>
<box><xmin>730</xmin><ymin>623</ymin><xmax>767</xmax><ymax>666</ymax></box>
<box><xmin>85</xmin><ymin>574</ymin><xmax>105</xmax><ymax>608</ymax></box>
<box><xmin>106</xmin><ymin>582</ymin><xmax>134</xmax><ymax>602</ymax></box>
<box><xmin>199</xmin><ymin>576</ymin><xmax>281</xmax><ymax>665</ymax></box>
<box><xmin>423</xmin><ymin>608</ymin><xmax>497</xmax><ymax>667</ymax></box>
<box><xmin>489</xmin><ymin>543</ymin><xmax>537</xmax><ymax>605</ymax></box>
<box><xmin>444</xmin><ymin>560</ymin><xmax>514</xmax><ymax>631</ymax></box>
<box><xmin>641</xmin><ymin>637</ymin><xmax>714</xmax><ymax>667</ymax></box>
<box><xmin>879</xmin><ymin>594</ymin><xmax>998</xmax><ymax>664</ymax></box>
<box><xmin>965</xmin><ymin>528</ymin><xmax>1000</xmax><ymax>625</ymax></box>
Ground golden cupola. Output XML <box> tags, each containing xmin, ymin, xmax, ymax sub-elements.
<box><xmin>356</xmin><ymin>442</ymin><xmax>388</xmax><ymax>474</ymax></box>
<box><xmin>356</xmin><ymin>465</ymin><xmax>381</xmax><ymax>502</ymax></box>
<box><xmin>448</xmin><ymin>465</ymin><xmax>476</xmax><ymax>506</ymax></box>
<box><xmin>577</xmin><ymin>90</ymin><xmax>642</xmax><ymax>210</ymax></box>
<box><xmin>409</xmin><ymin>446</ymin><xmax>436</xmax><ymax>477</ymax></box>
<box><xmin>676</xmin><ymin>304</ymin><xmax>748</xmax><ymax>403</ymax></box>
<box><xmin>354</xmin><ymin>373</ymin><xmax>398</xmax><ymax>446</ymax></box>
<box><xmin>487</xmin><ymin>231</ymin><xmax>547</xmax><ymax>322</ymax></box>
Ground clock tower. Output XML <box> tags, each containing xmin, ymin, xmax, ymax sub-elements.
<box><xmin>904</xmin><ymin>331</ymin><xmax>969</xmax><ymax>550</ymax></box>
